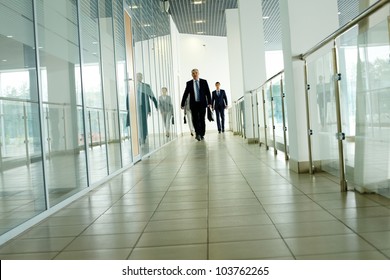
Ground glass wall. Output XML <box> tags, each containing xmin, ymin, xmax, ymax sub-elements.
<box><xmin>79</xmin><ymin>0</ymin><xmax>108</xmax><ymax>183</ymax></box>
<box><xmin>37</xmin><ymin>0</ymin><xmax>88</xmax><ymax>206</ymax></box>
<box><xmin>0</xmin><ymin>0</ymin><xmax>175</xmax><ymax>241</ymax></box>
<box><xmin>125</xmin><ymin>0</ymin><xmax>175</xmax><ymax>156</ymax></box>
<box><xmin>0</xmin><ymin>0</ymin><xmax>46</xmax><ymax>235</ymax></box>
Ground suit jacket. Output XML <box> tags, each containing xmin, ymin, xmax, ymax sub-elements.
<box><xmin>159</xmin><ymin>95</ymin><xmax>173</xmax><ymax>114</ymax></box>
<box><xmin>181</xmin><ymin>78</ymin><xmax>211</xmax><ymax>110</ymax></box>
<box><xmin>212</xmin><ymin>89</ymin><xmax>228</xmax><ymax>110</ymax></box>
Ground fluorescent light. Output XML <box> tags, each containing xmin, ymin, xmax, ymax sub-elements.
<box><xmin>197</xmin><ymin>31</ymin><xmax>205</xmax><ymax>34</ymax></box>
<box><xmin>193</xmin><ymin>1</ymin><xmax>204</xmax><ymax>5</ymax></box>
<box><xmin>195</xmin><ymin>20</ymin><xmax>205</xmax><ymax>24</ymax></box>
<box><xmin>263</xmin><ymin>16</ymin><xmax>269</xmax><ymax>19</ymax></box>
<box><xmin>143</xmin><ymin>24</ymin><xmax>151</xmax><ymax>27</ymax></box>
<box><xmin>6</xmin><ymin>35</ymin><xmax>13</xmax><ymax>38</ymax></box>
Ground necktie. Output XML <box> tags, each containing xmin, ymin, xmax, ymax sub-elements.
<box><xmin>195</xmin><ymin>80</ymin><xmax>200</xmax><ymax>101</ymax></box>
<box><xmin>217</xmin><ymin>90</ymin><xmax>220</xmax><ymax>96</ymax></box>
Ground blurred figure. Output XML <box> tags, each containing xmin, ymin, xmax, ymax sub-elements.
<box><xmin>159</xmin><ymin>87</ymin><xmax>173</xmax><ymax>137</ymax></box>
<box><xmin>211</xmin><ymin>82</ymin><xmax>228</xmax><ymax>133</ymax></box>
<box><xmin>136</xmin><ymin>73</ymin><xmax>158</xmax><ymax>146</ymax></box>
<box><xmin>183</xmin><ymin>95</ymin><xmax>195</xmax><ymax>136</ymax></box>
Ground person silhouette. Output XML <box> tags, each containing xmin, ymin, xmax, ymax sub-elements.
<box><xmin>136</xmin><ymin>73</ymin><xmax>158</xmax><ymax>145</ymax></box>
<box><xmin>159</xmin><ymin>87</ymin><xmax>173</xmax><ymax>137</ymax></box>
<box><xmin>211</xmin><ymin>82</ymin><xmax>228</xmax><ymax>133</ymax></box>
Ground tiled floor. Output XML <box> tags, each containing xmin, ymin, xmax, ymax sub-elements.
<box><xmin>0</xmin><ymin>132</ymin><xmax>389</xmax><ymax>260</ymax></box>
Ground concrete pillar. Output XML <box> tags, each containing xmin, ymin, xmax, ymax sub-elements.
<box><xmin>225</xmin><ymin>9</ymin><xmax>244</xmax><ymax>133</ymax></box>
<box><xmin>280</xmin><ymin>0</ymin><xmax>339</xmax><ymax>172</ymax></box>
<box><xmin>226</xmin><ymin>0</ymin><xmax>266</xmax><ymax>141</ymax></box>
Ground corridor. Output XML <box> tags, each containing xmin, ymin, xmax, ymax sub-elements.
<box><xmin>0</xmin><ymin>132</ymin><xmax>389</xmax><ymax>260</ymax></box>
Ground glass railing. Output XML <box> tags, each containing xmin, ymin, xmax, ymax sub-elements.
<box><xmin>301</xmin><ymin>0</ymin><xmax>390</xmax><ymax>195</ymax></box>
<box><xmin>238</xmin><ymin>0</ymin><xmax>389</xmax><ymax>196</ymax></box>
<box><xmin>242</xmin><ymin>71</ymin><xmax>289</xmax><ymax>159</ymax></box>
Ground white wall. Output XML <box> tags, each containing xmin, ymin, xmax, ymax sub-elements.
<box><xmin>170</xmin><ymin>16</ymin><xmax>183</xmax><ymax>135</ymax></box>
<box><xmin>265</xmin><ymin>50</ymin><xmax>284</xmax><ymax>78</ymax></box>
<box><xmin>178</xmin><ymin>34</ymin><xmax>231</xmax><ymax>132</ymax></box>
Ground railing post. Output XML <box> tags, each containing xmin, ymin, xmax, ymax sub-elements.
<box><xmin>88</xmin><ymin>110</ymin><xmax>93</xmax><ymax>149</ymax></box>
<box><xmin>332</xmin><ymin>40</ymin><xmax>348</xmax><ymax>192</ymax></box>
<box><xmin>270</xmin><ymin>82</ymin><xmax>277</xmax><ymax>155</ymax></box>
<box><xmin>98</xmin><ymin>111</ymin><xmax>102</xmax><ymax>146</ymax></box>
<box><xmin>255</xmin><ymin>91</ymin><xmax>261</xmax><ymax>146</ymax></box>
<box><xmin>23</xmin><ymin>103</ymin><xmax>30</xmax><ymax>166</ymax></box>
<box><xmin>45</xmin><ymin>106</ymin><xmax>51</xmax><ymax>160</ymax></box>
<box><xmin>303</xmin><ymin>60</ymin><xmax>314</xmax><ymax>174</ymax></box>
<box><xmin>250</xmin><ymin>92</ymin><xmax>256</xmax><ymax>140</ymax></box>
<box><xmin>280</xmin><ymin>76</ymin><xmax>289</xmax><ymax>160</ymax></box>
<box><xmin>262</xmin><ymin>86</ymin><xmax>268</xmax><ymax>150</ymax></box>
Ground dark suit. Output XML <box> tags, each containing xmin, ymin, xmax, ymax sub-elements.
<box><xmin>212</xmin><ymin>89</ymin><xmax>228</xmax><ymax>132</ymax></box>
<box><xmin>181</xmin><ymin>78</ymin><xmax>211</xmax><ymax>137</ymax></box>
<box><xmin>137</xmin><ymin>82</ymin><xmax>158</xmax><ymax>144</ymax></box>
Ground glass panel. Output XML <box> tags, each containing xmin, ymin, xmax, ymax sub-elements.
<box><xmin>265</xmin><ymin>83</ymin><xmax>273</xmax><ymax>149</ymax></box>
<box><xmin>257</xmin><ymin>89</ymin><xmax>266</xmax><ymax>145</ymax></box>
<box><xmin>165</xmin><ymin>35</ymin><xmax>177</xmax><ymax>139</ymax></box>
<box><xmin>340</xmin><ymin>11</ymin><xmax>390</xmax><ymax>197</ymax></box>
<box><xmin>126</xmin><ymin>0</ymin><xmax>171</xmax><ymax>156</ymax></box>
<box><xmin>113</xmin><ymin>0</ymin><xmax>132</xmax><ymax>166</ymax></box>
<box><xmin>272</xmin><ymin>77</ymin><xmax>284</xmax><ymax>151</ymax></box>
<box><xmin>37</xmin><ymin>0</ymin><xmax>87</xmax><ymax>206</ymax></box>
<box><xmin>79</xmin><ymin>0</ymin><xmax>108</xmax><ymax>183</ymax></box>
<box><xmin>0</xmin><ymin>0</ymin><xmax>46</xmax><ymax>234</ymax></box>
<box><xmin>307</xmin><ymin>44</ymin><xmax>339</xmax><ymax>176</ymax></box>
<box><xmin>282</xmin><ymin>75</ymin><xmax>289</xmax><ymax>152</ymax></box>
<box><xmin>99</xmin><ymin>0</ymin><xmax>121</xmax><ymax>173</ymax></box>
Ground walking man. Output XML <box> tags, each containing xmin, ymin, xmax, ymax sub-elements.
<box><xmin>211</xmin><ymin>82</ymin><xmax>228</xmax><ymax>133</ymax></box>
<box><xmin>181</xmin><ymin>69</ymin><xmax>212</xmax><ymax>141</ymax></box>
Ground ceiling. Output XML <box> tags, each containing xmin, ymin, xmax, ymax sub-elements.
<box><xmin>167</xmin><ymin>0</ymin><xmax>361</xmax><ymax>51</ymax></box>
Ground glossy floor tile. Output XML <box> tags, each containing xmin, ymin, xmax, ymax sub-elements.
<box><xmin>0</xmin><ymin>132</ymin><xmax>389</xmax><ymax>260</ymax></box>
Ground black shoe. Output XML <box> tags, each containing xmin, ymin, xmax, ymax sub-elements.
<box><xmin>218</xmin><ymin>130</ymin><xmax>221</xmax><ymax>133</ymax></box>
<box><xmin>195</xmin><ymin>135</ymin><xmax>201</xmax><ymax>141</ymax></box>
<box><xmin>201</xmin><ymin>135</ymin><xmax>204</xmax><ymax>140</ymax></box>
<box><xmin>222</xmin><ymin>129</ymin><xmax>224</xmax><ymax>133</ymax></box>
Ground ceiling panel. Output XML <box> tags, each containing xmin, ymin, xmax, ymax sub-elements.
<box><xmin>168</xmin><ymin>0</ymin><xmax>361</xmax><ymax>51</ymax></box>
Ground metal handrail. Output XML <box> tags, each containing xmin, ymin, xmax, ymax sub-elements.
<box><xmin>249</xmin><ymin>69</ymin><xmax>284</xmax><ymax>94</ymax></box>
<box><xmin>300</xmin><ymin>0</ymin><xmax>389</xmax><ymax>60</ymax></box>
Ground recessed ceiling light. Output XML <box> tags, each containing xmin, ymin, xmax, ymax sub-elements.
<box><xmin>195</xmin><ymin>20</ymin><xmax>205</xmax><ymax>24</ymax></box>
<box><xmin>6</xmin><ymin>35</ymin><xmax>13</xmax><ymax>38</ymax></box>
<box><xmin>193</xmin><ymin>1</ymin><xmax>204</xmax><ymax>5</ymax></box>
<box><xmin>197</xmin><ymin>31</ymin><xmax>205</xmax><ymax>34</ymax></box>
<box><xmin>263</xmin><ymin>16</ymin><xmax>269</xmax><ymax>19</ymax></box>
<box><xmin>143</xmin><ymin>24</ymin><xmax>151</xmax><ymax>27</ymax></box>
<box><xmin>2</xmin><ymin>59</ymin><xmax>7</xmax><ymax>62</ymax></box>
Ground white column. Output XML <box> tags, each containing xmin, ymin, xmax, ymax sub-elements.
<box><xmin>225</xmin><ymin>9</ymin><xmax>243</xmax><ymax>133</ymax></box>
<box><xmin>226</xmin><ymin>0</ymin><xmax>266</xmax><ymax>141</ymax></box>
<box><xmin>280</xmin><ymin>0</ymin><xmax>339</xmax><ymax>172</ymax></box>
